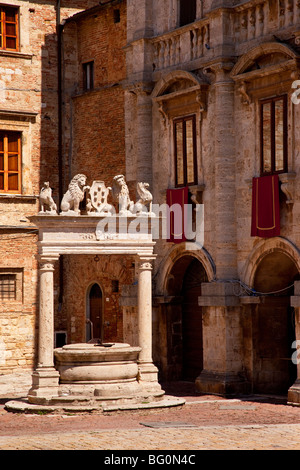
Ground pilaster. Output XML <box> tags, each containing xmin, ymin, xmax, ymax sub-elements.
<box><xmin>288</xmin><ymin>281</ymin><xmax>300</xmax><ymax>405</ymax></box>
<box><xmin>205</xmin><ymin>61</ymin><xmax>237</xmax><ymax>280</ymax></box>
<box><xmin>196</xmin><ymin>281</ymin><xmax>248</xmax><ymax>396</ymax></box>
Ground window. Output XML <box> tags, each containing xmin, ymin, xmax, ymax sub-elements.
<box><xmin>0</xmin><ymin>274</ymin><xmax>16</xmax><ymax>300</ymax></box>
<box><xmin>0</xmin><ymin>131</ymin><xmax>21</xmax><ymax>193</ymax></box>
<box><xmin>0</xmin><ymin>6</ymin><xmax>19</xmax><ymax>51</ymax></box>
<box><xmin>174</xmin><ymin>115</ymin><xmax>197</xmax><ymax>187</ymax></box>
<box><xmin>179</xmin><ymin>0</ymin><xmax>196</xmax><ymax>27</ymax></box>
<box><xmin>0</xmin><ymin>269</ymin><xmax>22</xmax><ymax>301</ymax></box>
<box><xmin>113</xmin><ymin>9</ymin><xmax>120</xmax><ymax>23</ymax></box>
<box><xmin>260</xmin><ymin>95</ymin><xmax>287</xmax><ymax>175</ymax></box>
<box><xmin>83</xmin><ymin>61</ymin><xmax>94</xmax><ymax>91</ymax></box>
<box><xmin>112</xmin><ymin>280</ymin><xmax>119</xmax><ymax>293</ymax></box>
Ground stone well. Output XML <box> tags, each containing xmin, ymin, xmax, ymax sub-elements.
<box><xmin>53</xmin><ymin>342</ymin><xmax>164</xmax><ymax>403</ymax></box>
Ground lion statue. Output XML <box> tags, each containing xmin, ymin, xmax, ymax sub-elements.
<box><xmin>60</xmin><ymin>174</ymin><xmax>89</xmax><ymax>215</ymax></box>
<box><xmin>39</xmin><ymin>182</ymin><xmax>57</xmax><ymax>214</ymax></box>
<box><xmin>111</xmin><ymin>175</ymin><xmax>134</xmax><ymax>215</ymax></box>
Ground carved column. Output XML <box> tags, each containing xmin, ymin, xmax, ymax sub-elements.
<box><xmin>28</xmin><ymin>256</ymin><xmax>60</xmax><ymax>402</ymax></box>
<box><xmin>136</xmin><ymin>256</ymin><xmax>160</xmax><ymax>388</ymax></box>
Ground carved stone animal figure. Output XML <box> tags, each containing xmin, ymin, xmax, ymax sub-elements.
<box><xmin>111</xmin><ymin>174</ymin><xmax>134</xmax><ymax>215</ymax></box>
<box><xmin>60</xmin><ymin>174</ymin><xmax>89</xmax><ymax>215</ymax></box>
<box><xmin>39</xmin><ymin>182</ymin><xmax>57</xmax><ymax>213</ymax></box>
<box><xmin>134</xmin><ymin>182</ymin><xmax>153</xmax><ymax>214</ymax></box>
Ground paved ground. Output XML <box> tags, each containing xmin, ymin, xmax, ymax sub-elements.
<box><xmin>1</xmin><ymin>382</ymin><xmax>300</xmax><ymax>451</ymax></box>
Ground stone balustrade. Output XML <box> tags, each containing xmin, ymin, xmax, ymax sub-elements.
<box><xmin>235</xmin><ymin>0</ymin><xmax>300</xmax><ymax>44</ymax></box>
<box><xmin>151</xmin><ymin>1</ymin><xmax>300</xmax><ymax>74</ymax></box>
<box><xmin>152</xmin><ymin>19</ymin><xmax>210</xmax><ymax>72</ymax></box>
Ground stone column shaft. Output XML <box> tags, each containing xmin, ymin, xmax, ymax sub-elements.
<box><xmin>38</xmin><ymin>259</ymin><xmax>56</xmax><ymax>367</ymax></box>
<box><xmin>28</xmin><ymin>256</ymin><xmax>60</xmax><ymax>402</ymax></box>
<box><xmin>136</xmin><ymin>256</ymin><xmax>159</xmax><ymax>387</ymax></box>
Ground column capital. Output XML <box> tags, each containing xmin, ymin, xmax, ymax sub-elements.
<box><xmin>38</xmin><ymin>255</ymin><xmax>59</xmax><ymax>271</ymax></box>
<box><xmin>203</xmin><ymin>59</ymin><xmax>235</xmax><ymax>84</ymax></box>
<box><xmin>125</xmin><ymin>80</ymin><xmax>154</xmax><ymax>97</ymax></box>
<box><xmin>136</xmin><ymin>255</ymin><xmax>156</xmax><ymax>271</ymax></box>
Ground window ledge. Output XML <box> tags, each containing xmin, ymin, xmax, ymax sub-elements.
<box><xmin>0</xmin><ymin>50</ymin><xmax>33</xmax><ymax>60</ymax></box>
<box><xmin>278</xmin><ymin>172</ymin><xmax>296</xmax><ymax>204</ymax></box>
<box><xmin>246</xmin><ymin>172</ymin><xmax>296</xmax><ymax>204</ymax></box>
<box><xmin>189</xmin><ymin>184</ymin><xmax>205</xmax><ymax>204</ymax></box>
<box><xmin>0</xmin><ymin>109</ymin><xmax>38</xmax><ymax>121</ymax></box>
<box><xmin>0</xmin><ymin>194</ymin><xmax>38</xmax><ymax>200</ymax></box>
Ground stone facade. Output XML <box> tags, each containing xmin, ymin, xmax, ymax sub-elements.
<box><xmin>2</xmin><ymin>0</ymin><xmax>300</xmax><ymax>403</ymax></box>
<box><xmin>125</xmin><ymin>0</ymin><xmax>300</xmax><ymax>400</ymax></box>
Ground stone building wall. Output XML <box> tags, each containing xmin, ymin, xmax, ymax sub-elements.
<box><xmin>59</xmin><ymin>254</ymin><xmax>135</xmax><ymax>345</ymax></box>
<box><xmin>125</xmin><ymin>0</ymin><xmax>300</xmax><ymax>396</ymax></box>
<box><xmin>59</xmin><ymin>1</ymin><xmax>129</xmax><ymax>347</ymax></box>
<box><xmin>0</xmin><ymin>0</ymin><xmax>107</xmax><ymax>380</ymax></box>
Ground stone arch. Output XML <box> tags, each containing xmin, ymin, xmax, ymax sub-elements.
<box><xmin>241</xmin><ymin>237</ymin><xmax>300</xmax><ymax>289</ymax></box>
<box><xmin>231</xmin><ymin>42</ymin><xmax>299</xmax><ymax>77</ymax></box>
<box><xmin>154</xmin><ymin>245</ymin><xmax>214</xmax><ymax>381</ymax></box>
<box><xmin>242</xmin><ymin>238</ymin><xmax>300</xmax><ymax>394</ymax></box>
<box><xmin>152</xmin><ymin>70</ymin><xmax>207</xmax><ymax>99</ymax></box>
<box><xmin>155</xmin><ymin>243</ymin><xmax>215</xmax><ymax>296</ymax></box>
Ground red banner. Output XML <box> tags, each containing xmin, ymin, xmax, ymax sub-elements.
<box><xmin>166</xmin><ymin>187</ymin><xmax>188</xmax><ymax>243</ymax></box>
<box><xmin>251</xmin><ymin>174</ymin><xmax>280</xmax><ymax>238</ymax></box>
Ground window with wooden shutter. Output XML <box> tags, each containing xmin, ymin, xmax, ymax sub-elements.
<box><xmin>174</xmin><ymin>115</ymin><xmax>197</xmax><ymax>187</ymax></box>
<box><xmin>0</xmin><ymin>6</ymin><xmax>19</xmax><ymax>51</ymax></box>
<box><xmin>0</xmin><ymin>131</ymin><xmax>22</xmax><ymax>193</ymax></box>
<box><xmin>260</xmin><ymin>95</ymin><xmax>287</xmax><ymax>175</ymax></box>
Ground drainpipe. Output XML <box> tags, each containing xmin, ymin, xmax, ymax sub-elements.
<box><xmin>56</xmin><ymin>0</ymin><xmax>64</xmax><ymax>312</ymax></box>
<box><xmin>57</xmin><ymin>0</ymin><xmax>63</xmax><ymax>204</ymax></box>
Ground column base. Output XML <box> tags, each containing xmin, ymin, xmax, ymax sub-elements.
<box><xmin>27</xmin><ymin>367</ymin><xmax>60</xmax><ymax>404</ymax></box>
<box><xmin>138</xmin><ymin>362</ymin><xmax>162</xmax><ymax>392</ymax></box>
<box><xmin>195</xmin><ymin>369</ymin><xmax>249</xmax><ymax>396</ymax></box>
<box><xmin>288</xmin><ymin>380</ymin><xmax>300</xmax><ymax>406</ymax></box>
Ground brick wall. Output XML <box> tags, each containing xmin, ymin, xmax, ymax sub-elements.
<box><xmin>62</xmin><ymin>1</ymin><xmax>127</xmax><ymax>191</ymax></box>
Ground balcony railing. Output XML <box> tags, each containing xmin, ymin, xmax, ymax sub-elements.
<box><xmin>152</xmin><ymin>19</ymin><xmax>210</xmax><ymax>72</ymax></box>
<box><xmin>234</xmin><ymin>0</ymin><xmax>300</xmax><ymax>44</ymax></box>
<box><xmin>151</xmin><ymin>1</ymin><xmax>300</xmax><ymax>73</ymax></box>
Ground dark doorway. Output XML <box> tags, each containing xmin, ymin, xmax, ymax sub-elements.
<box><xmin>87</xmin><ymin>283</ymin><xmax>103</xmax><ymax>341</ymax></box>
<box><xmin>165</xmin><ymin>256</ymin><xmax>208</xmax><ymax>381</ymax></box>
<box><xmin>181</xmin><ymin>258</ymin><xmax>207</xmax><ymax>380</ymax></box>
<box><xmin>252</xmin><ymin>252</ymin><xmax>298</xmax><ymax>394</ymax></box>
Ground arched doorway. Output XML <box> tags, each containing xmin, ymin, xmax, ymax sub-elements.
<box><xmin>165</xmin><ymin>255</ymin><xmax>208</xmax><ymax>381</ymax></box>
<box><xmin>252</xmin><ymin>251</ymin><xmax>299</xmax><ymax>394</ymax></box>
<box><xmin>86</xmin><ymin>283</ymin><xmax>103</xmax><ymax>342</ymax></box>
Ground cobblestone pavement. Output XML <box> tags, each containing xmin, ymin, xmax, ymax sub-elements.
<box><xmin>1</xmin><ymin>382</ymin><xmax>300</xmax><ymax>451</ymax></box>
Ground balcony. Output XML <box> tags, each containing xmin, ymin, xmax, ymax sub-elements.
<box><xmin>152</xmin><ymin>19</ymin><xmax>211</xmax><ymax>73</ymax></box>
<box><xmin>234</xmin><ymin>0</ymin><xmax>300</xmax><ymax>47</ymax></box>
